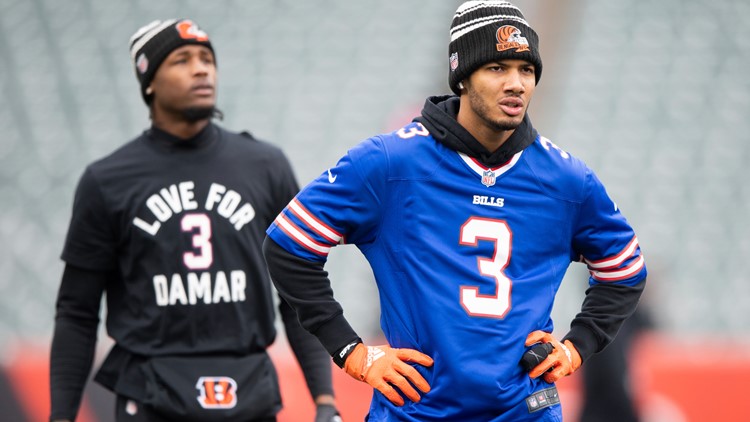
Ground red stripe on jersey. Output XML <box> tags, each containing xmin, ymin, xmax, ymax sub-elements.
<box><xmin>585</xmin><ymin>236</ymin><xmax>640</xmax><ymax>270</ymax></box>
<box><xmin>590</xmin><ymin>255</ymin><xmax>645</xmax><ymax>282</ymax></box>
<box><xmin>274</xmin><ymin>215</ymin><xmax>331</xmax><ymax>256</ymax></box>
<box><xmin>469</xmin><ymin>156</ymin><xmax>513</xmax><ymax>171</ymax></box>
<box><xmin>288</xmin><ymin>199</ymin><xmax>343</xmax><ymax>244</ymax></box>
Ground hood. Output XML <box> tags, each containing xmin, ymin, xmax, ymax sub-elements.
<box><xmin>414</xmin><ymin>95</ymin><xmax>537</xmax><ymax>167</ymax></box>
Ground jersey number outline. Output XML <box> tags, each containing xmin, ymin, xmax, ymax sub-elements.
<box><xmin>181</xmin><ymin>213</ymin><xmax>213</xmax><ymax>270</ymax></box>
<box><xmin>459</xmin><ymin>217</ymin><xmax>512</xmax><ymax>318</ymax></box>
<box><xmin>396</xmin><ymin>122</ymin><xmax>429</xmax><ymax>139</ymax></box>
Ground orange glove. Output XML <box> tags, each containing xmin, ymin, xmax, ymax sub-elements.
<box><xmin>524</xmin><ymin>331</ymin><xmax>581</xmax><ymax>383</ymax></box>
<box><xmin>343</xmin><ymin>343</ymin><xmax>433</xmax><ymax>406</ymax></box>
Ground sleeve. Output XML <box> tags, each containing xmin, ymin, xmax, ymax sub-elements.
<box><xmin>60</xmin><ymin>168</ymin><xmax>118</xmax><ymax>271</ymax></box>
<box><xmin>278</xmin><ymin>297</ymin><xmax>334</xmax><ymax>398</ymax></box>
<box><xmin>564</xmin><ymin>169</ymin><xmax>648</xmax><ymax>361</ymax></box>
<box><xmin>265</xmin><ymin>137</ymin><xmax>387</xmax><ymax>261</ymax></box>
<box><xmin>49</xmin><ymin>265</ymin><xmax>108</xmax><ymax>421</ymax></box>
<box><xmin>263</xmin><ymin>237</ymin><xmax>359</xmax><ymax>355</ymax></box>
<box><xmin>571</xmin><ymin>170</ymin><xmax>646</xmax><ymax>287</ymax></box>
<box><xmin>262</xmin><ymin>138</ymin><xmax>387</xmax><ymax>354</ymax></box>
<box><xmin>268</xmin><ymin>148</ymin><xmax>301</xmax><ymax>217</ymax></box>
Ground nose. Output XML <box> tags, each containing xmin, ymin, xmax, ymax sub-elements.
<box><xmin>504</xmin><ymin>69</ymin><xmax>525</xmax><ymax>94</ymax></box>
<box><xmin>191</xmin><ymin>57</ymin><xmax>211</xmax><ymax>76</ymax></box>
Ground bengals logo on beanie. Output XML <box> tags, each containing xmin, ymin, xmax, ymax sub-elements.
<box><xmin>448</xmin><ymin>1</ymin><xmax>542</xmax><ymax>95</ymax></box>
<box><xmin>129</xmin><ymin>19</ymin><xmax>215</xmax><ymax>103</ymax></box>
<box><xmin>496</xmin><ymin>25</ymin><xmax>530</xmax><ymax>52</ymax></box>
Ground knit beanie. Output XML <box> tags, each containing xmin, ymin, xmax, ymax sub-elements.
<box><xmin>129</xmin><ymin>19</ymin><xmax>215</xmax><ymax>103</ymax></box>
<box><xmin>448</xmin><ymin>1</ymin><xmax>542</xmax><ymax>95</ymax></box>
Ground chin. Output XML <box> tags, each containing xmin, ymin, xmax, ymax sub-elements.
<box><xmin>192</xmin><ymin>98</ymin><xmax>216</xmax><ymax>108</ymax></box>
<box><xmin>182</xmin><ymin>105</ymin><xmax>217</xmax><ymax>122</ymax></box>
<box><xmin>492</xmin><ymin>117</ymin><xmax>523</xmax><ymax>132</ymax></box>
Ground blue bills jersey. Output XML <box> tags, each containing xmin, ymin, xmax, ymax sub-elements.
<box><xmin>267</xmin><ymin>122</ymin><xmax>646</xmax><ymax>421</ymax></box>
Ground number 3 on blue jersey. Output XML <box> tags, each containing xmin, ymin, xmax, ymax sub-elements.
<box><xmin>396</xmin><ymin>123</ymin><xmax>429</xmax><ymax>139</ymax></box>
<box><xmin>459</xmin><ymin>217</ymin><xmax>512</xmax><ymax>318</ymax></box>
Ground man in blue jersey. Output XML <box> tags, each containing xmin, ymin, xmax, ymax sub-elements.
<box><xmin>263</xmin><ymin>1</ymin><xmax>647</xmax><ymax>421</ymax></box>
<box><xmin>50</xmin><ymin>19</ymin><xmax>341</xmax><ymax>422</ymax></box>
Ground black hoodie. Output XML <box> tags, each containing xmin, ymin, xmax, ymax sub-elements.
<box><xmin>416</xmin><ymin>94</ymin><xmax>536</xmax><ymax>167</ymax></box>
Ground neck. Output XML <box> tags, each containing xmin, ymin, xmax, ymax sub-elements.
<box><xmin>151</xmin><ymin>111</ymin><xmax>211</xmax><ymax>140</ymax></box>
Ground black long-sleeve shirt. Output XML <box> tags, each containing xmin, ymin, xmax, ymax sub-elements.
<box><xmin>50</xmin><ymin>124</ymin><xmax>333</xmax><ymax>420</ymax></box>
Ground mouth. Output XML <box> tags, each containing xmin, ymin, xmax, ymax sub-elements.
<box><xmin>498</xmin><ymin>97</ymin><xmax>524</xmax><ymax>117</ymax></box>
<box><xmin>191</xmin><ymin>84</ymin><xmax>214</xmax><ymax>96</ymax></box>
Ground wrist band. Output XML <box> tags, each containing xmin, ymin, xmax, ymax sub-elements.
<box><xmin>332</xmin><ymin>339</ymin><xmax>362</xmax><ymax>368</ymax></box>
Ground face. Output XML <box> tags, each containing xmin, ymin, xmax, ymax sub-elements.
<box><xmin>148</xmin><ymin>44</ymin><xmax>217</xmax><ymax>119</ymax></box>
<box><xmin>462</xmin><ymin>59</ymin><xmax>536</xmax><ymax>133</ymax></box>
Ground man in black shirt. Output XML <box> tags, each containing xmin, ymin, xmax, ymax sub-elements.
<box><xmin>50</xmin><ymin>18</ymin><xmax>340</xmax><ymax>422</ymax></box>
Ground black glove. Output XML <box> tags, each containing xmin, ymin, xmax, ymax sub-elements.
<box><xmin>315</xmin><ymin>403</ymin><xmax>342</xmax><ymax>422</ymax></box>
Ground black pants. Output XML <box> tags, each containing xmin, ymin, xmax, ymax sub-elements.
<box><xmin>116</xmin><ymin>395</ymin><xmax>277</xmax><ymax>422</ymax></box>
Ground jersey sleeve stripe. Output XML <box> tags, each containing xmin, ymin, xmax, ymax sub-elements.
<box><xmin>585</xmin><ymin>236</ymin><xmax>640</xmax><ymax>270</ymax></box>
<box><xmin>273</xmin><ymin>215</ymin><xmax>331</xmax><ymax>256</ymax></box>
<box><xmin>289</xmin><ymin>199</ymin><xmax>343</xmax><ymax>244</ymax></box>
<box><xmin>590</xmin><ymin>255</ymin><xmax>645</xmax><ymax>282</ymax></box>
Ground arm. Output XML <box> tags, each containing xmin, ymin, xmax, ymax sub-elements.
<box><xmin>279</xmin><ymin>298</ymin><xmax>334</xmax><ymax>397</ymax></box>
<box><xmin>263</xmin><ymin>140</ymin><xmax>432</xmax><ymax>406</ymax></box>
<box><xmin>266</xmin><ymin>147</ymin><xmax>341</xmax><ymax>418</ymax></box>
<box><xmin>264</xmin><ymin>237</ymin><xmax>433</xmax><ymax>407</ymax></box>
<box><xmin>562</xmin><ymin>279</ymin><xmax>646</xmax><ymax>361</ymax></box>
<box><xmin>264</xmin><ymin>237</ymin><xmax>358</xmax><ymax>355</ymax></box>
<box><xmin>526</xmin><ymin>168</ymin><xmax>647</xmax><ymax>382</ymax></box>
<box><xmin>565</xmin><ymin>168</ymin><xmax>648</xmax><ymax>361</ymax></box>
<box><xmin>525</xmin><ymin>280</ymin><xmax>645</xmax><ymax>384</ymax></box>
<box><xmin>279</xmin><ymin>297</ymin><xmax>341</xmax><ymax>420</ymax></box>
<box><xmin>49</xmin><ymin>265</ymin><xmax>108</xmax><ymax>422</ymax></box>
<box><xmin>262</xmin><ymin>141</ymin><xmax>385</xmax><ymax>355</ymax></box>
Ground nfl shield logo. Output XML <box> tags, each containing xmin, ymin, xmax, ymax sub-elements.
<box><xmin>136</xmin><ymin>53</ymin><xmax>149</xmax><ymax>74</ymax></box>
<box><xmin>481</xmin><ymin>170</ymin><xmax>496</xmax><ymax>187</ymax></box>
<box><xmin>450</xmin><ymin>52</ymin><xmax>459</xmax><ymax>71</ymax></box>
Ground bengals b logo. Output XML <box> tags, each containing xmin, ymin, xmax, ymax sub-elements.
<box><xmin>196</xmin><ymin>376</ymin><xmax>238</xmax><ymax>409</ymax></box>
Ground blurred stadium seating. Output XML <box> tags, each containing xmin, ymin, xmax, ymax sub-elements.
<box><xmin>1</xmin><ymin>0</ymin><xmax>748</xmax><ymax>420</ymax></box>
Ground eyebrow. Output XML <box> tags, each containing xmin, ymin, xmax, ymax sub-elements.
<box><xmin>170</xmin><ymin>50</ymin><xmax>191</xmax><ymax>58</ymax></box>
<box><xmin>172</xmin><ymin>46</ymin><xmax>213</xmax><ymax>56</ymax></box>
<box><xmin>487</xmin><ymin>60</ymin><xmax>535</xmax><ymax>67</ymax></box>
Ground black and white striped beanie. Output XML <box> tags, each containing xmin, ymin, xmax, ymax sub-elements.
<box><xmin>129</xmin><ymin>19</ymin><xmax>215</xmax><ymax>103</ymax></box>
<box><xmin>448</xmin><ymin>1</ymin><xmax>542</xmax><ymax>95</ymax></box>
